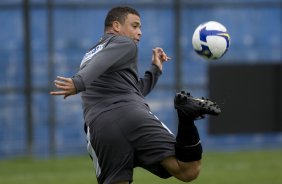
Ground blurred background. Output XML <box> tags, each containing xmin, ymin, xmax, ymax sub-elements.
<box><xmin>0</xmin><ymin>0</ymin><xmax>281</xmax><ymax>160</ymax></box>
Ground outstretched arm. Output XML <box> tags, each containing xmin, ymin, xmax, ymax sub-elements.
<box><xmin>49</xmin><ymin>76</ymin><xmax>76</xmax><ymax>99</ymax></box>
<box><xmin>138</xmin><ymin>47</ymin><xmax>171</xmax><ymax>96</ymax></box>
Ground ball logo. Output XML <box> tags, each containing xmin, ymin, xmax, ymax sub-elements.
<box><xmin>200</xmin><ymin>27</ymin><xmax>230</xmax><ymax>46</ymax></box>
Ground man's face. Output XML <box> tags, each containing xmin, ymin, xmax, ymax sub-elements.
<box><xmin>118</xmin><ymin>14</ymin><xmax>142</xmax><ymax>44</ymax></box>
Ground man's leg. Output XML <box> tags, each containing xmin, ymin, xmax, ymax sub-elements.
<box><xmin>87</xmin><ymin>108</ymin><xmax>135</xmax><ymax>184</ymax></box>
<box><xmin>161</xmin><ymin>91</ymin><xmax>220</xmax><ymax>182</ymax></box>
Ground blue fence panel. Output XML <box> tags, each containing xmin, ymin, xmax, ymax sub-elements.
<box><xmin>0</xmin><ymin>94</ymin><xmax>26</xmax><ymax>158</ymax></box>
<box><xmin>53</xmin><ymin>9</ymin><xmax>106</xmax><ymax>52</ymax></box>
<box><xmin>32</xmin><ymin>93</ymin><xmax>51</xmax><ymax>156</ymax></box>
<box><xmin>53</xmin><ymin>9</ymin><xmax>108</xmax><ymax>77</ymax></box>
<box><xmin>31</xmin><ymin>9</ymin><xmax>49</xmax><ymax>87</ymax></box>
<box><xmin>138</xmin><ymin>8</ymin><xmax>175</xmax><ymax>85</ymax></box>
<box><xmin>0</xmin><ymin>9</ymin><xmax>24</xmax><ymax>88</ymax></box>
<box><xmin>55</xmin><ymin>95</ymin><xmax>85</xmax><ymax>156</ymax></box>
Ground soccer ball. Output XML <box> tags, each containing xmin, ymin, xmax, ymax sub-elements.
<box><xmin>192</xmin><ymin>21</ymin><xmax>230</xmax><ymax>60</ymax></box>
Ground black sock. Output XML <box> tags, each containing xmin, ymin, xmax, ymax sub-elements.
<box><xmin>176</xmin><ymin>110</ymin><xmax>200</xmax><ymax>146</ymax></box>
<box><xmin>175</xmin><ymin>110</ymin><xmax>202</xmax><ymax>162</ymax></box>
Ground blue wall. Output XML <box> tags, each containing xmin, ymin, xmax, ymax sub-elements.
<box><xmin>0</xmin><ymin>0</ymin><xmax>281</xmax><ymax>158</ymax></box>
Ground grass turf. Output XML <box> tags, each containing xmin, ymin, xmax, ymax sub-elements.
<box><xmin>0</xmin><ymin>149</ymin><xmax>281</xmax><ymax>184</ymax></box>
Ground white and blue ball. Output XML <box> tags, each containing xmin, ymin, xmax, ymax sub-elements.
<box><xmin>192</xmin><ymin>21</ymin><xmax>230</xmax><ymax>60</ymax></box>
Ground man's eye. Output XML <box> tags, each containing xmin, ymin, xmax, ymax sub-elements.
<box><xmin>132</xmin><ymin>24</ymin><xmax>140</xmax><ymax>29</ymax></box>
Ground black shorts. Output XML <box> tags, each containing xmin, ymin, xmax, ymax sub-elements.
<box><xmin>86</xmin><ymin>103</ymin><xmax>176</xmax><ymax>184</ymax></box>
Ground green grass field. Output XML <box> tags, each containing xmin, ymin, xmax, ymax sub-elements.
<box><xmin>1</xmin><ymin>149</ymin><xmax>281</xmax><ymax>184</ymax></box>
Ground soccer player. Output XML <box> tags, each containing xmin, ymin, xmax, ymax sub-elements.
<box><xmin>50</xmin><ymin>6</ymin><xmax>221</xmax><ymax>184</ymax></box>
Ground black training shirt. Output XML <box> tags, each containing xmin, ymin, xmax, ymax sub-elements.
<box><xmin>72</xmin><ymin>33</ymin><xmax>162</xmax><ymax>126</ymax></box>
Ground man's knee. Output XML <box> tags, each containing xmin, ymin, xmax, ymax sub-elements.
<box><xmin>178</xmin><ymin>161</ymin><xmax>201</xmax><ymax>182</ymax></box>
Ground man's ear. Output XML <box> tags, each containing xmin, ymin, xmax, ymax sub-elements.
<box><xmin>112</xmin><ymin>21</ymin><xmax>121</xmax><ymax>32</ymax></box>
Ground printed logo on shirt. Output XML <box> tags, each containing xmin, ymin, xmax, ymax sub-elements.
<box><xmin>80</xmin><ymin>43</ymin><xmax>106</xmax><ymax>68</ymax></box>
